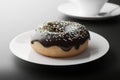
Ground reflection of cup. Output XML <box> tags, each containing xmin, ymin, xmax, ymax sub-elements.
<box><xmin>69</xmin><ymin>0</ymin><xmax>109</xmax><ymax>16</ymax></box>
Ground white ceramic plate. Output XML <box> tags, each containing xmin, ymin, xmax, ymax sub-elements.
<box><xmin>9</xmin><ymin>30</ymin><xmax>109</xmax><ymax>66</ymax></box>
<box><xmin>58</xmin><ymin>2</ymin><xmax>120</xmax><ymax>20</ymax></box>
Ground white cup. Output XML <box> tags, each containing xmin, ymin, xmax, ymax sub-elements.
<box><xmin>69</xmin><ymin>0</ymin><xmax>109</xmax><ymax>16</ymax></box>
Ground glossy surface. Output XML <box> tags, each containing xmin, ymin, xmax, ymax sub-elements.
<box><xmin>0</xmin><ymin>0</ymin><xmax>120</xmax><ymax>80</ymax></box>
<box><xmin>31</xmin><ymin>21</ymin><xmax>90</xmax><ymax>51</ymax></box>
<box><xmin>9</xmin><ymin>31</ymin><xmax>109</xmax><ymax>66</ymax></box>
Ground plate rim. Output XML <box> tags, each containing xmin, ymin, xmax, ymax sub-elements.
<box><xmin>9</xmin><ymin>30</ymin><xmax>110</xmax><ymax>66</ymax></box>
<box><xmin>58</xmin><ymin>2</ymin><xmax>120</xmax><ymax>20</ymax></box>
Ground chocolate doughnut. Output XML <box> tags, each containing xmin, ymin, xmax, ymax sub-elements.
<box><xmin>31</xmin><ymin>21</ymin><xmax>90</xmax><ymax>58</ymax></box>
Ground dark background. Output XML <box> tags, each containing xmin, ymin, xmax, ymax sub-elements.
<box><xmin>0</xmin><ymin>0</ymin><xmax>120</xmax><ymax>80</ymax></box>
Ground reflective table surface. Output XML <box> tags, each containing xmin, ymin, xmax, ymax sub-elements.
<box><xmin>0</xmin><ymin>0</ymin><xmax>120</xmax><ymax>80</ymax></box>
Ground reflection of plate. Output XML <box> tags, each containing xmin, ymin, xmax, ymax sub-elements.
<box><xmin>9</xmin><ymin>30</ymin><xmax>110</xmax><ymax>66</ymax></box>
<box><xmin>58</xmin><ymin>2</ymin><xmax>120</xmax><ymax>20</ymax></box>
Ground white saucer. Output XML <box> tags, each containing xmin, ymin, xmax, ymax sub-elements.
<box><xmin>58</xmin><ymin>2</ymin><xmax>120</xmax><ymax>20</ymax></box>
<box><xmin>9</xmin><ymin>30</ymin><xmax>109</xmax><ymax>66</ymax></box>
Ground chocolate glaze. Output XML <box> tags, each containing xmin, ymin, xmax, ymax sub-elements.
<box><xmin>31</xmin><ymin>21</ymin><xmax>90</xmax><ymax>51</ymax></box>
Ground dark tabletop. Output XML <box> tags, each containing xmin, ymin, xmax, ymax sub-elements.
<box><xmin>0</xmin><ymin>0</ymin><xmax>120</xmax><ymax>80</ymax></box>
